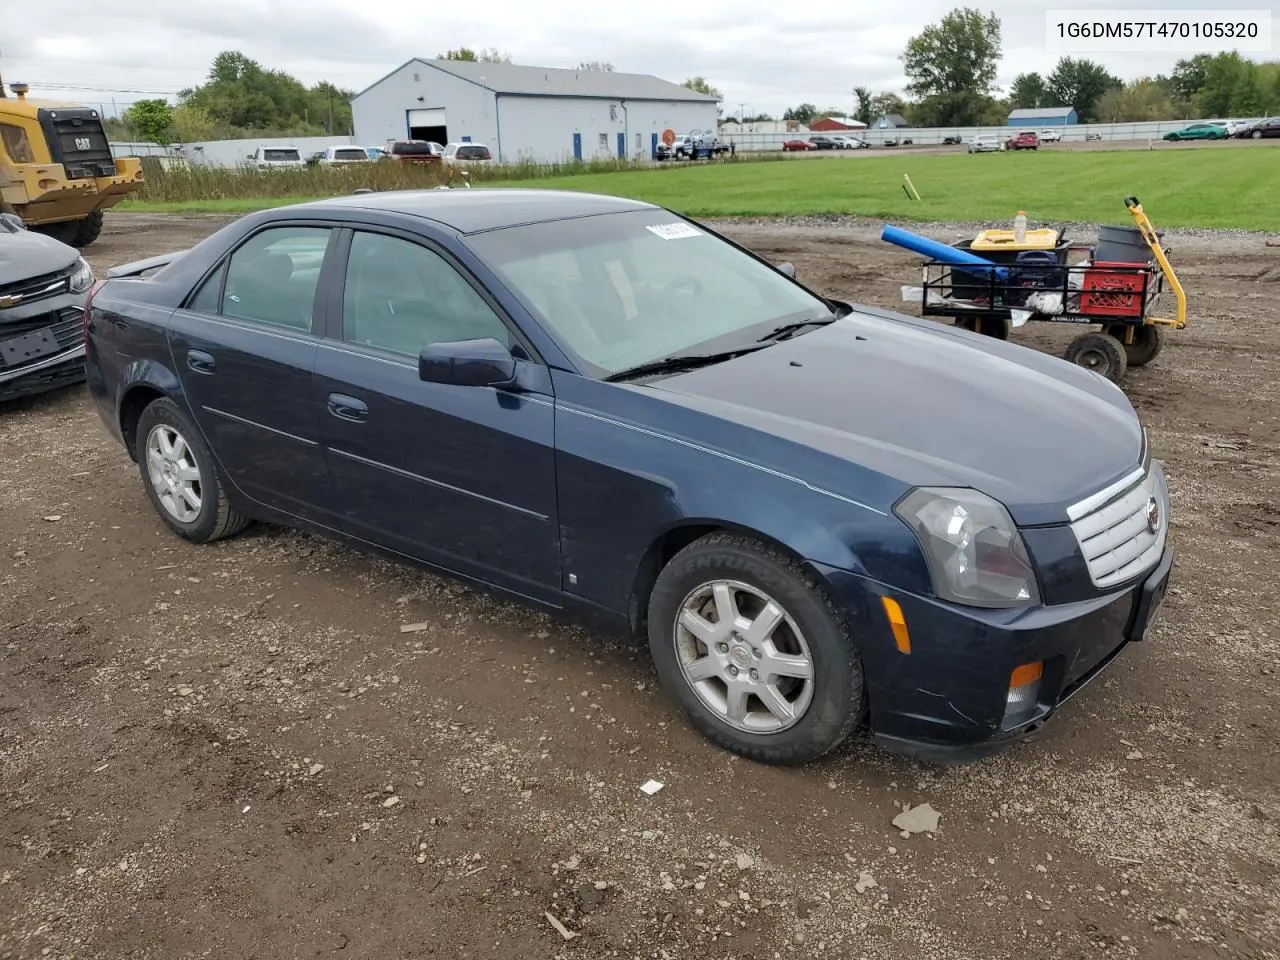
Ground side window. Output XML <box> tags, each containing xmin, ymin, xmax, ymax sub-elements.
<box><xmin>187</xmin><ymin>262</ymin><xmax>225</xmax><ymax>314</ymax></box>
<box><xmin>0</xmin><ymin>123</ymin><xmax>36</xmax><ymax>163</ymax></box>
<box><xmin>215</xmin><ymin>226</ymin><xmax>331</xmax><ymax>332</ymax></box>
<box><xmin>342</xmin><ymin>232</ymin><xmax>511</xmax><ymax>357</ymax></box>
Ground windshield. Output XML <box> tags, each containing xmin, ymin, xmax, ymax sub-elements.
<box><xmin>264</xmin><ymin>149</ymin><xmax>300</xmax><ymax>162</ymax></box>
<box><xmin>457</xmin><ymin>145</ymin><xmax>490</xmax><ymax>158</ymax></box>
<box><xmin>465</xmin><ymin>209</ymin><xmax>833</xmax><ymax>377</ymax></box>
<box><xmin>333</xmin><ymin>148</ymin><xmax>367</xmax><ymax>160</ymax></box>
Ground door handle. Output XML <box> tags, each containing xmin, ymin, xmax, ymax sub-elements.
<box><xmin>186</xmin><ymin>349</ymin><xmax>216</xmax><ymax>374</ymax></box>
<box><xmin>327</xmin><ymin>393</ymin><xmax>368</xmax><ymax>422</ymax></box>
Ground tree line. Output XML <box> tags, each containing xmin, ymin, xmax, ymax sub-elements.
<box><xmin>760</xmin><ymin>9</ymin><xmax>1279</xmax><ymax>128</ymax></box>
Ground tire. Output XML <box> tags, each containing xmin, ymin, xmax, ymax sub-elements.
<box><xmin>70</xmin><ymin>210</ymin><xmax>104</xmax><ymax>247</ymax></box>
<box><xmin>1064</xmin><ymin>331</ymin><xmax>1128</xmax><ymax>381</ymax></box>
<box><xmin>1105</xmin><ymin>324</ymin><xmax>1163</xmax><ymax>366</ymax></box>
<box><xmin>1252</xmin><ymin>130</ymin><xmax>1262</xmax><ymax>139</ymax></box>
<box><xmin>646</xmin><ymin>533</ymin><xmax>864</xmax><ymax>765</ymax></box>
<box><xmin>135</xmin><ymin>397</ymin><xmax>250</xmax><ymax>543</ymax></box>
<box><xmin>957</xmin><ymin>316</ymin><xmax>1010</xmax><ymax>339</ymax></box>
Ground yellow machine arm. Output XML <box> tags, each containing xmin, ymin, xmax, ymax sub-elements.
<box><xmin>1124</xmin><ymin>195</ymin><xmax>1186</xmax><ymax>329</ymax></box>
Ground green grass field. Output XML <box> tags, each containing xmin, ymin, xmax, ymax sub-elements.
<box><xmin>122</xmin><ymin>148</ymin><xmax>1278</xmax><ymax>230</ymax></box>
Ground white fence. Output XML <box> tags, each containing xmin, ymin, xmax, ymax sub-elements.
<box><xmin>111</xmin><ymin>135</ymin><xmax>361</xmax><ymax>168</ymax></box>
<box><xmin>720</xmin><ymin>118</ymin><xmax>1246</xmax><ymax>151</ymax></box>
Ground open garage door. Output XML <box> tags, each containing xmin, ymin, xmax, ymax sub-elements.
<box><xmin>408</xmin><ymin>108</ymin><xmax>447</xmax><ymax>145</ymax></box>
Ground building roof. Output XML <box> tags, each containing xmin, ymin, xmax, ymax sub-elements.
<box><xmin>355</xmin><ymin>58</ymin><xmax>720</xmax><ymax>103</ymax></box>
<box><xmin>299</xmin><ymin>188</ymin><xmax>656</xmax><ymax>234</ymax></box>
<box><xmin>876</xmin><ymin>113</ymin><xmax>909</xmax><ymax>127</ymax></box>
<box><xmin>1007</xmin><ymin>107</ymin><xmax>1075</xmax><ymax>119</ymax></box>
<box><xmin>813</xmin><ymin>115</ymin><xmax>867</xmax><ymax>128</ymax></box>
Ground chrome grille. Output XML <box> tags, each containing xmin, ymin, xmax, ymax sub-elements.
<box><xmin>1068</xmin><ymin>461</ymin><xmax>1169</xmax><ymax>589</ymax></box>
<box><xmin>0</xmin><ymin>268</ymin><xmax>70</xmax><ymax>307</ymax></box>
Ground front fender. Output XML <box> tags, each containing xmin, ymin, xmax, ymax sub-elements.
<box><xmin>551</xmin><ymin>376</ymin><xmax>931</xmax><ymax>620</ymax></box>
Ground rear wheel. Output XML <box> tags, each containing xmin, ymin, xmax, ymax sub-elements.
<box><xmin>1104</xmin><ymin>324</ymin><xmax>1163</xmax><ymax>367</ymax></box>
<box><xmin>135</xmin><ymin>397</ymin><xmax>250</xmax><ymax>543</ymax></box>
<box><xmin>1065</xmin><ymin>331</ymin><xmax>1127</xmax><ymax>381</ymax></box>
<box><xmin>70</xmin><ymin>210</ymin><xmax>104</xmax><ymax>247</ymax></box>
<box><xmin>646</xmin><ymin>533</ymin><xmax>864</xmax><ymax>765</ymax></box>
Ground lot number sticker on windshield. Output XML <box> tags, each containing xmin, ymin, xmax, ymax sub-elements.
<box><xmin>646</xmin><ymin>222</ymin><xmax>703</xmax><ymax>240</ymax></box>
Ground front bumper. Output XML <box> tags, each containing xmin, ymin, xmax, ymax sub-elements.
<box><xmin>0</xmin><ymin>344</ymin><xmax>86</xmax><ymax>402</ymax></box>
<box><xmin>819</xmin><ymin>544</ymin><xmax>1174</xmax><ymax>763</ymax></box>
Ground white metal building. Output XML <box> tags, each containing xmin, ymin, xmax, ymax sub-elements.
<box><xmin>351</xmin><ymin>59</ymin><xmax>720</xmax><ymax>163</ymax></box>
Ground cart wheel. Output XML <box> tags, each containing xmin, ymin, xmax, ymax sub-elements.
<box><xmin>956</xmin><ymin>317</ymin><xmax>1010</xmax><ymax>340</ymax></box>
<box><xmin>1104</xmin><ymin>324</ymin><xmax>1163</xmax><ymax>367</ymax></box>
<box><xmin>1065</xmin><ymin>332</ymin><xmax>1127</xmax><ymax>381</ymax></box>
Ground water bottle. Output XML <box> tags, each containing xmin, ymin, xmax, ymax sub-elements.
<box><xmin>1014</xmin><ymin>210</ymin><xmax>1028</xmax><ymax>244</ymax></box>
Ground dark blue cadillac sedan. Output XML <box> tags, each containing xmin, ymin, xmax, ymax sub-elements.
<box><xmin>84</xmin><ymin>189</ymin><xmax>1173</xmax><ymax>765</ymax></box>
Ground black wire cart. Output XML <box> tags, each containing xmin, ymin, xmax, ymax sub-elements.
<box><xmin>913</xmin><ymin>197</ymin><xmax>1186</xmax><ymax>381</ymax></box>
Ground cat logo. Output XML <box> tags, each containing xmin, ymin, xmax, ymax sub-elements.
<box><xmin>75</xmin><ymin>137</ymin><xmax>93</xmax><ymax>151</ymax></box>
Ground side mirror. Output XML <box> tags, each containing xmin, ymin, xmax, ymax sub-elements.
<box><xmin>777</xmin><ymin>261</ymin><xmax>796</xmax><ymax>279</ymax></box>
<box><xmin>419</xmin><ymin>338</ymin><xmax>517</xmax><ymax>387</ymax></box>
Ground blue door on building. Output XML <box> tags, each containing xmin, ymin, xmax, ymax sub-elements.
<box><xmin>572</xmin><ymin>133</ymin><xmax>582</xmax><ymax>160</ymax></box>
<box><xmin>617</xmin><ymin>132</ymin><xmax>626</xmax><ymax>158</ymax></box>
<box><xmin>651</xmin><ymin>133</ymin><xmax>659</xmax><ymax>160</ymax></box>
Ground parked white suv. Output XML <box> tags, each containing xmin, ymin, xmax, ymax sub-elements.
<box><xmin>312</xmin><ymin>145</ymin><xmax>372</xmax><ymax>166</ymax></box>
<box><xmin>1038</xmin><ymin>129</ymin><xmax>1062</xmax><ymax>142</ymax></box>
<box><xmin>443</xmin><ymin>142</ymin><xmax>494</xmax><ymax>165</ymax></box>
<box><xmin>968</xmin><ymin>134</ymin><xmax>1001</xmax><ymax>153</ymax></box>
<box><xmin>245</xmin><ymin>145</ymin><xmax>304</xmax><ymax>170</ymax></box>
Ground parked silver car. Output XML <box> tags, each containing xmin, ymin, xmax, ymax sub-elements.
<box><xmin>0</xmin><ymin>212</ymin><xmax>93</xmax><ymax>401</ymax></box>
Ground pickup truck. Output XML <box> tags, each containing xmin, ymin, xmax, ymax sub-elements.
<box><xmin>657</xmin><ymin>130</ymin><xmax>730</xmax><ymax>160</ymax></box>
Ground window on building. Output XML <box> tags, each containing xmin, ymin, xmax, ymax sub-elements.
<box><xmin>598</xmin><ymin>133</ymin><xmax>608</xmax><ymax>149</ymax></box>
<box><xmin>634</xmin><ymin>133</ymin><xmax>641</xmax><ymax>154</ymax></box>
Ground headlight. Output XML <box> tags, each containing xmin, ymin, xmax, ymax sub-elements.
<box><xmin>894</xmin><ymin>487</ymin><xmax>1041</xmax><ymax>608</ymax></box>
<box><xmin>69</xmin><ymin>257</ymin><xmax>94</xmax><ymax>294</ymax></box>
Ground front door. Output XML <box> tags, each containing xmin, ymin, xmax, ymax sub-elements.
<box><xmin>312</xmin><ymin>228</ymin><xmax>560</xmax><ymax>598</ymax></box>
<box><xmin>166</xmin><ymin>223</ymin><xmax>337</xmax><ymax>518</ymax></box>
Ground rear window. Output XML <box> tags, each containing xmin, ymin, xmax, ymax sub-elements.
<box><xmin>333</xmin><ymin>148</ymin><xmax>367</xmax><ymax>161</ymax></box>
<box><xmin>393</xmin><ymin>141</ymin><xmax>439</xmax><ymax>156</ymax></box>
<box><xmin>457</xmin><ymin>145</ymin><xmax>490</xmax><ymax>159</ymax></box>
<box><xmin>264</xmin><ymin>149</ymin><xmax>300</xmax><ymax>162</ymax></box>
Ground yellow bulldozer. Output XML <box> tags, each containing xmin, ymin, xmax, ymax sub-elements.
<box><xmin>0</xmin><ymin>79</ymin><xmax>144</xmax><ymax>247</ymax></box>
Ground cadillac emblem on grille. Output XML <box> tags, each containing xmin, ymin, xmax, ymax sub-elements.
<box><xmin>0</xmin><ymin>294</ymin><xmax>23</xmax><ymax>309</ymax></box>
<box><xmin>1146</xmin><ymin>496</ymin><xmax>1161</xmax><ymax>534</ymax></box>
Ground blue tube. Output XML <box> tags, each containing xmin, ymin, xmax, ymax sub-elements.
<box><xmin>881</xmin><ymin>224</ymin><xmax>1008</xmax><ymax>279</ymax></box>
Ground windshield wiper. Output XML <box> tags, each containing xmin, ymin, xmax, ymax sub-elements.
<box><xmin>755</xmin><ymin>312</ymin><xmax>840</xmax><ymax>342</ymax></box>
<box><xmin>604</xmin><ymin>345</ymin><xmax>770</xmax><ymax>383</ymax></box>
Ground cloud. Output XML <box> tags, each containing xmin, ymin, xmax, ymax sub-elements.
<box><xmin>5</xmin><ymin>0</ymin><xmax>1274</xmax><ymax>116</ymax></box>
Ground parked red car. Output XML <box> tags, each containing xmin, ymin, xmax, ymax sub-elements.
<box><xmin>1006</xmin><ymin>131</ymin><xmax>1039</xmax><ymax>151</ymax></box>
<box><xmin>781</xmin><ymin>139</ymin><xmax>812</xmax><ymax>151</ymax></box>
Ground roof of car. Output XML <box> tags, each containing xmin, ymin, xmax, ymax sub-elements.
<box><xmin>293</xmin><ymin>188</ymin><xmax>657</xmax><ymax>234</ymax></box>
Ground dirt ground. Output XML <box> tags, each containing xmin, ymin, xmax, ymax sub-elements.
<box><xmin>2</xmin><ymin>211</ymin><xmax>1278</xmax><ymax>960</ymax></box>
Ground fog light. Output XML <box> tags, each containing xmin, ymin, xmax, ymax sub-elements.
<box><xmin>1002</xmin><ymin>661</ymin><xmax>1043</xmax><ymax>728</ymax></box>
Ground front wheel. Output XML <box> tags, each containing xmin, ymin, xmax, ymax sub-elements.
<box><xmin>135</xmin><ymin>397</ymin><xmax>251</xmax><ymax>543</ymax></box>
<box><xmin>647</xmin><ymin>533</ymin><xmax>864</xmax><ymax>765</ymax></box>
<box><xmin>1252</xmin><ymin>130</ymin><xmax>1262</xmax><ymax>139</ymax></box>
<box><xmin>1065</xmin><ymin>331</ymin><xmax>1128</xmax><ymax>382</ymax></box>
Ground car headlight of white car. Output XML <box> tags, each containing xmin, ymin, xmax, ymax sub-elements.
<box><xmin>69</xmin><ymin>257</ymin><xmax>95</xmax><ymax>294</ymax></box>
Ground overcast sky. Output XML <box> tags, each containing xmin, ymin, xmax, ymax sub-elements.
<box><xmin>2</xmin><ymin>0</ymin><xmax>1275</xmax><ymax>119</ymax></box>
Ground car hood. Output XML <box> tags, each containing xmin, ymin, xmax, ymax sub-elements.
<box><xmin>0</xmin><ymin>227</ymin><xmax>79</xmax><ymax>286</ymax></box>
<box><xmin>643</xmin><ymin>309</ymin><xmax>1144</xmax><ymax>526</ymax></box>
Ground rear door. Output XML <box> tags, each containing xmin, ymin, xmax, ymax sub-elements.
<box><xmin>166</xmin><ymin>222</ymin><xmax>340</xmax><ymax>520</ymax></box>
<box><xmin>311</xmin><ymin>227</ymin><xmax>560</xmax><ymax>597</ymax></box>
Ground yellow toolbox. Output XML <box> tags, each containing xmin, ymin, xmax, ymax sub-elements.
<box><xmin>970</xmin><ymin>228</ymin><xmax>1062</xmax><ymax>251</ymax></box>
